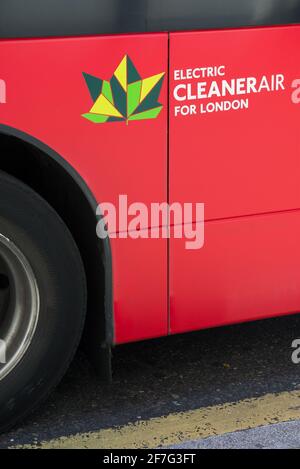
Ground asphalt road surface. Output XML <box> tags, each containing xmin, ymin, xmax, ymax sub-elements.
<box><xmin>0</xmin><ymin>313</ymin><xmax>300</xmax><ymax>448</ymax></box>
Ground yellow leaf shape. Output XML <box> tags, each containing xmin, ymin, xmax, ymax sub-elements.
<box><xmin>90</xmin><ymin>94</ymin><xmax>123</xmax><ymax>118</ymax></box>
<box><xmin>114</xmin><ymin>55</ymin><xmax>128</xmax><ymax>92</ymax></box>
<box><xmin>140</xmin><ymin>72</ymin><xmax>165</xmax><ymax>102</ymax></box>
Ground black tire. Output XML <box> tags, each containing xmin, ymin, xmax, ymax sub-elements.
<box><xmin>0</xmin><ymin>171</ymin><xmax>86</xmax><ymax>433</ymax></box>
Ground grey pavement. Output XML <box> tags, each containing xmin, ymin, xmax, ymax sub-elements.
<box><xmin>169</xmin><ymin>419</ymin><xmax>300</xmax><ymax>449</ymax></box>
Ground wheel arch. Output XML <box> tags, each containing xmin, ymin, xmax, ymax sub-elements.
<box><xmin>0</xmin><ymin>124</ymin><xmax>113</xmax><ymax>380</ymax></box>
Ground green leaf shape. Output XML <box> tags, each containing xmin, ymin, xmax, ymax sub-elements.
<box><xmin>82</xmin><ymin>55</ymin><xmax>165</xmax><ymax>124</ymax></box>
<box><xmin>128</xmin><ymin>106</ymin><xmax>163</xmax><ymax>121</ymax></box>
<box><xmin>81</xmin><ymin>113</ymin><xmax>109</xmax><ymax>123</ymax></box>
<box><xmin>127</xmin><ymin>81</ymin><xmax>142</xmax><ymax>116</ymax></box>
<box><xmin>102</xmin><ymin>80</ymin><xmax>114</xmax><ymax>104</ymax></box>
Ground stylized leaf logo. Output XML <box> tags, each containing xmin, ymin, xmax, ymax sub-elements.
<box><xmin>82</xmin><ymin>55</ymin><xmax>165</xmax><ymax>124</ymax></box>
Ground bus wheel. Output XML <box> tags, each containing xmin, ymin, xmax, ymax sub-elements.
<box><xmin>0</xmin><ymin>171</ymin><xmax>86</xmax><ymax>433</ymax></box>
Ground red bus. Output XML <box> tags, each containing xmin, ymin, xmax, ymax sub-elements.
<box><xmin>1</xmin><ymin>0</ymin><xmax>300</xmax><ymax>431</ymax></box>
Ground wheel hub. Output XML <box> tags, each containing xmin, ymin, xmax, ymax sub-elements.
<box><xmin>0</xmin><ymin>234</ymin><xmax>39</xmax><ymax>381</ymax></box>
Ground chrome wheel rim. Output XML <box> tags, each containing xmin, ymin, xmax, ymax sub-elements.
<box><xmin>0</xmin><ymin>234</ymin><xmax>39</xmax><ymax>381</ymax></box>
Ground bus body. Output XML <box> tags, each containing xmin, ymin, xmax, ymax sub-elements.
<box><xmin>0</xmin><ymin>0</ymin><xmax>300</xmax><ymax>430</ymax></box>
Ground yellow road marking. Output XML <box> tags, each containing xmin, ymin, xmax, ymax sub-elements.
<box><xmin>16</xmin><ymin>390</ymin><xmax>300</xmax><ymax>449</ymax></box>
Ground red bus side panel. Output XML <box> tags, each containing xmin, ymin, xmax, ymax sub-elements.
<box><xmin>0</xmin><ymin>33</ymin><xmax>168</xmax><ymax>343</ymax></box>
<box><xmin>169</xmin><ymin>26</ymin><xmax>300</xmax><ymax>334</ymax></box>
<box><xmin>170</xmin><ymin>26</ymin><xmax>300</xmax><ymax>220</ymax></box>
<box><xmin>170</xmin><ymin>212</ymin><xmax>300</xmax><ymax>333</ymax></box>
